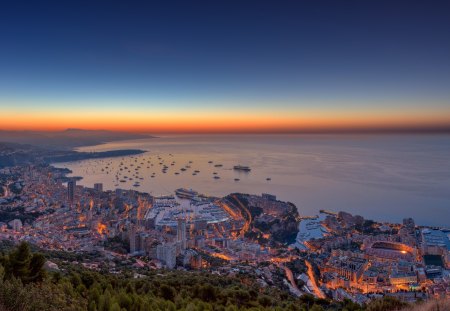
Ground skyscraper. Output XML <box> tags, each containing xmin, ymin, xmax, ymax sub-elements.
<box><xmin>177</xmin><ymin>218</ymin><xmax>187</xmax><ymax>251</ymax></box>
<box><xmin>67</xmin><ymin>180</ymin><xmax>75</xmax><ymax>202</ymax></box>
<box><xmin>156</xmin><ymin>243</ymin><xmax>177</xmax><ymax>269</ymax></box>
<box><xmin>129</xmin><ymin>224</ymin><xmax>137</xmax><ymax>254</ymax></box>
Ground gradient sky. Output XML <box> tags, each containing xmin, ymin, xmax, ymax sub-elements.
<box><xmin>1</xmin><ymin>1</ymin><xmax>450</xmax><ymax>132</ymax></box>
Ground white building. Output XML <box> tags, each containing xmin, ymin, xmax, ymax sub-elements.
<box><xmin>9</xmin><ymin>219</ymin><xmax>23</xmax><ymax>232</ymax></box>
<box><xmin>157</xmin><ymin>242</ymin><xmax>177</xmax><ymax>269</ymax></box>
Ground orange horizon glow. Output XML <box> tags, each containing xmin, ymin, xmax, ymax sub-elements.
<box><xmin>1</xmin><ymin>111</ymin><xmax>450</xmax><ymax>133</ymax></box>
<box><xmin>2</xmin><ymin>98</ymin><xmax>450</xmax><ymax>133</ymax></box>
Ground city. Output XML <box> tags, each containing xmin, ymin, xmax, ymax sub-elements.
<box><xmin>0</xmin><ymin>159</ymin><xmax>448</xmax><ymax>308</ymax></box>
<box><xmin>1</xmin><ymin>1</ymin><xmax>450</xmax><ymax>310</ymax></box>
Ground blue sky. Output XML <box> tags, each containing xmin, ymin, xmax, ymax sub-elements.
<box><xmin>0</xmin><ymin>1</ymin><xmax>449</xmax><ymax>131</ymax></box>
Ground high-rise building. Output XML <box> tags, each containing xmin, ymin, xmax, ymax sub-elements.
<box><xmin>177</xmin><ymin>218</ymin><xmax>187</xmax><ymax>250</ymax></box>
<box><xmin>156</xmin><ymin>243</ymin><xmax>177</xmax><ymax>269</ymax></box>
<box><xmin>67</xmin><ymin>180</ymin><xmax>76</xmax><ymax>202</ymax></box>
<box><xmin>94</xmin><ymin>183</ymin><xmax>103</xmax><ymax>192</ymax></box>
<box><xmin>129</xmin><ymin>225</ymin><xmax>137</xmax><ymax>253</ymax></box>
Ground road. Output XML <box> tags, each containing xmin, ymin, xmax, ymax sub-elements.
<box><xmin>230</xmin><ymin>194</ymin><xmax>252</xmax><ymax>236</ymax></box>
<box><xmin>220</xmin><ymin>196</ymin><xmax>252</xmax><ymax>237</ymax></box>
<box><xmin>305</xmin><ymin>260</ymin><xmax>326</xmax><ymax>298</ymax></box>
<box><xmin>283</xmin><ymin>265</ymin><xmax>302</xmax><ymax>296</ymax></box>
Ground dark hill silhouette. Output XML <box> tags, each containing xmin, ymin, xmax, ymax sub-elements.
<box><xmin>0</xmin><ymin>129</ymin><xmax>153</xmax><ymax>149</ymax></box>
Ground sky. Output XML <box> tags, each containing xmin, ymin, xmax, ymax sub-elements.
<box><xmin>1</xmin><ymin>1</ymin><xmax>450</xmax><ymax>133</ymax></box>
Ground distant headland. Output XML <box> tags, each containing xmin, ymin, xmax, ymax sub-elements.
<box><xmin>0</xmin><ymin>128</ymin><xmax>154</xmax><ymax>150</ymax></box>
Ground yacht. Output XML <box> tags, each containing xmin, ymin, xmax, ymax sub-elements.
<box><xmin>233</xmin><ymin>165</ymin><xmax>251</xmax><ymax>172</ymax></box>
<box><xmin>175</xmin><ymin>188</ymin><xmax>198</xmax><ymax>199</ymax></box>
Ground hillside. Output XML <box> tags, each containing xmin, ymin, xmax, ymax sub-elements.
<box><xmin>0</xmin><ymin>242</ymin><xmax>440</xmax><ymax>311</ymax></box>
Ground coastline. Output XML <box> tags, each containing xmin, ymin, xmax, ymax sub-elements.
<box><xmin>52</xmin><ymin>134</ymin><xmax>450</xmax><ymax>227</ymax></box>
<box><xmin>45</xmin><ymin>149</ymin><xmax>146</xmax><ymax>163</ymax></box>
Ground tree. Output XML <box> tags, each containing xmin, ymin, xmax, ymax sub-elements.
<box><xmin>2</xmin><ymin>242</ymin><xmax>46</xmax><ymax>284</ymax></box>
<box><xmin>27</xmin><ymin>253</ymin><xmax>46</xmax><ymax>283</ymax></box>
<box><xmin>366</xmin><ymin>296</ymin><xmax>408</xmax><ymax>311</ymax></box>
<box><xmin>88</xmin><ymin>300</ymin><xmax>97</xmax><ymax>311</ymax></box>
<box><xmin>310</xmin><ymin>304</ymin><xmax>324</xmax><ymax>311</ymax></box>
<box><xmin>110</xmin><ymin>302</ymin><xmax>121</xmax><ymax>311</ymax></box>
<box><xmin>160</xmin><ymin>284</ymin><xmax>176</xmax><ymax>301</ymax></box>
<box><xmin>6</xmin><ymin>242</ymin><xmax>31</xmax><ymax>280</ymax></box>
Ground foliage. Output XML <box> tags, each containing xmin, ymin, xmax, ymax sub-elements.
<box><xmin>0</xmin><ymin>243</ymin><xmax>431</xmax><ymax>311</ymax></box>
<box><xmin>0</xmin><ymin>241</ymin><xmax>47</xmax><ymax>284</ymax></box>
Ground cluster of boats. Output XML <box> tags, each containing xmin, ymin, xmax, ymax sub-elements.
<box><xmin>79</xmin><ymin>154</ymin><xmax>276</xmax><ymax>190</ymax></box>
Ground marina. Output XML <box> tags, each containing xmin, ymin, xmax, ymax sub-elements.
<box><xmin>293</xmin><ymin>212</ymin><xmax>330</xmax><ymax>250</ymax></box>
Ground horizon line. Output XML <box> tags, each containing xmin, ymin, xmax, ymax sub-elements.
<box><xmin>2</xmin><ymin>126</ymin><xmax>450</xmax><ymax>135</ymax></box>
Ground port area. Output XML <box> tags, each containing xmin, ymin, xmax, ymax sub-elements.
<box><xmin>292</xmin><ymin>212</ymin><xmax>330</xmax><ymax>250</ymax></box>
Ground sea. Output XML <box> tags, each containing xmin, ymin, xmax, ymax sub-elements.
<box><xmin>54</xmin><ymin>134</ymin><xmax>450</xmax><ymax>227</ymax></box>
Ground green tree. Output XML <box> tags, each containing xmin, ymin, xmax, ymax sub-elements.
<box><xmin>310</xmin><ymin>304</ymin><xmax>324</xmax><ymax>311</ymax></box>
<box><xmin>160</xmin><ymin>284</ymin><xmax>176</xmax><ymax>301</ymax></box>
<box><xmin>6</xmin><ymin>242</ymin><xmax>31</xmax><ymax>280</ymax></box>
<box><xmin>110</xmin><ymin>302</ymin><xmax>121</xmax><ymax>311</ymax></box>
<box><xmin>27</xmin><ymin>253</ymin><xmax>46</xmax><ymax>283</ymax></box>
<box><xmin>88</xmin><ymin>300</ymin><xmax>98</xmax><ymax>311</ymax></box>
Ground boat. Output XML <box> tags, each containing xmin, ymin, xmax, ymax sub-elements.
<box><xmin>213</xmin><ymin>176</ymin><xmax>220</xmax><ymax>179</ymax></box>
<box><xmin>234</xmin><ymin>178</ymin><xmax>240</xmax><ymax>181</ymax></box>
<box><xmin>180</xmin><ymin>168</ymin><xmax>187</xmax><ymax>171</ymax></box>
<box><xmin>233</xmin><ymin>165</ymin><xmax>251</xmax><ymax>172</ymax></box>
<box><xmin>175</xmin><ymin>188</ymin><xmax>198</xmax><ymax>199</ymax></box>
<box><xmin>266</xmin><ymin>178</ymin><xmax>271</xmax><ymax>181</ymax></box>
<box><xmin>208</xmin><ymin>161</ymin><xmax>213</xmax><ymax>163</ymax></box>
<box><xmin>214</xmin><ymin>164</ymin><xmax>223</xmax><ymax>167</ymax></box>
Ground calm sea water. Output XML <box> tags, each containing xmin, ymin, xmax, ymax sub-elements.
<box><xmin>55</xmin><ymin>134</ymin><xmax>450</xmax><ymax>227</ymax></box>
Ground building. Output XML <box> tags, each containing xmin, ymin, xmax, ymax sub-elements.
<box><xmin>9</xmin><ymin>219</ymin><xmax>23</xmax><ymax>232</ymax></box>
<box><xmin>389</xmin><ymin>272</ymin><xmax>417</xmax><ymax>286</ymax></box>
<box><xmin>156</xmin><ymin>243</ymin><xmax>177</xmax><ymax>269</ymax></box>
<box><xmin>323</xmin><ymin>256</ymin><xmax>368</xmax><ymax>283</ymax></box>
<box><xmin>403</xmin><ymin>218</ymin><xmax>415</xmax><ymax>229</ymax></box>
<box><xmin>67</xmin><ymin>180</ymin><xmax>76</xmax><ymax>202</ymax></box>
<box><xmin>94</xmin><ymin>183</ymin><xmax>103</xmax><ymax>192</ymax></box>
<box><xmin>129</xmin><ymin>225</ymin><xmax>137</xmax><ymax>254</ymax></box>
<box><xmin>177</xmin><ymin>218</ymin><xmax>187</xmax><ymax>251</ymax></box>
<box><xmin>421</xmin><ymin>228</ymin><xmax>450</xmax><ymax>269</ymax></box>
